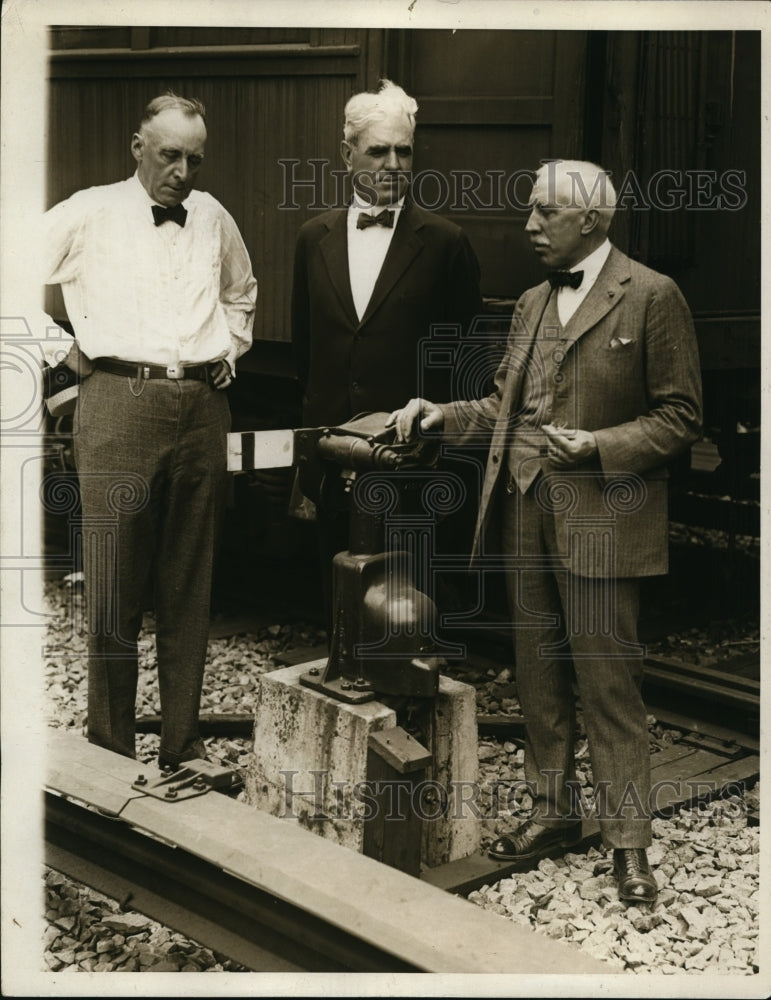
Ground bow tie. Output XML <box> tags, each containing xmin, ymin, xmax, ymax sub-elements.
<box><xmin>357</xmin><ymin>209</ymin><xmax>395</xmax><ymax>230</ymax></box>
<box><xmin>548</xmin><ymin>269</ymin><xmax>583</xmax><ymax>290</ymax></box>
<box><xmin>152</xmin><ymin>203</ymin><xmax>187</xmax><ymax>228</ymax></box>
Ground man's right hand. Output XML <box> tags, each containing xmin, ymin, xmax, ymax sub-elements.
<box><xmin>385</xmin><ymin>397</ymin><xmax>444</xmax><ymax>442</ymax></box>
<box><xmin>63</xmin><ymin>340</ymin><xmax>95</xmax><ymax>377</ymax></box>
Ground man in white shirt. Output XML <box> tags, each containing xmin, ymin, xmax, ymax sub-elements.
<box><xmin>388</xmin><ymin>160</ymin><xmax>703</xmax><ymax>904</ymax></box>
<box><xmin>291</xmin><ymin>79</ymin><xmax>482</xmax><ymax>627</ymax></box>
<box><xmin>44</xmin><ymin>93</ymin><xmax>257</xmax><ymax>770</ymax></box>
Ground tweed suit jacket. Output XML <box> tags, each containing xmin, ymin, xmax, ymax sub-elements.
<box><xmin>291</xmin><ymin>196</ymin><xmax>482</xmax><ymax>428</ymax></box>
<box><xmin>439</xmin><ymin>246</ymin><xmax>703</xmax><ymax>578</ymax></box>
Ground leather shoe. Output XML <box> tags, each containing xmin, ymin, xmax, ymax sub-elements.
<box><xmin>488</xmin><ymin>818</ymin><xmax>582</xmax><ymax>863</ymax></box>
<box><xmin>614</xmin><ymin>848</ymin><xmax>658</xmax><ymax>904</ymax></box>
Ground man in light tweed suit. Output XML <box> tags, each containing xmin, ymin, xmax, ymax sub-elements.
<box><xmin>388</xmin><ymin>160</ymin><xmax>702</xmax><ymax>904</ymax></box>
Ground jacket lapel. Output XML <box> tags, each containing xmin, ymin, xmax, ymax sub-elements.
<box><xmin>563</xmin><ymin>245</ymin><xmax>630</xmax><ymax>343</ymax></box>
<box><xmin>318</xmin><ymin>211</ymin><xmax>359</xmax><ymax>327</ymax></box>
<box><xmin>359</xmin><ymin>199</ymin><xmax>424</xmax><ymax>326</ymax></box>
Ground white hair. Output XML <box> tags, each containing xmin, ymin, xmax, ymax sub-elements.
<box><xmin>343</xmin><ymin>79</ymin><xmax>418</xmax><ymax>145</ymax></box>
<box><xmin>535</xmin><ymin>159</ymin><xmax>617</xmax><ymax>217</ymax></box>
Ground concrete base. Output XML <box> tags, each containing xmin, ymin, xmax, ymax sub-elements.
<box><xmin>422</xmin><ymin>671</ymin><xmax>480</xmax><ymax>867</ymax></box>
<box><xmin>244</xmin><ymin>661</ymin><xmax>480</xmax><ymax>866</ymax></box>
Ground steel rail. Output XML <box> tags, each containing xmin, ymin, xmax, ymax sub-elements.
<box><xmin>136</xmin><ymin>650</ymin><xmax>760</xmax><ymax>741</ymax></box>
<box><xmin>45</xmin><ymin>793</ymin><xmax>411</xmax><ymax>973</ymax></box>
<box><xmin>44</xmin><ymin>731</ymin><xmax>609</xmax><ymax>976</ymax></box>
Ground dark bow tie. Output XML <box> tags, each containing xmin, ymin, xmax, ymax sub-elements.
<box><xmin>548</xmin><ymin>269</ymin><xmax>583</xmax><ymax>290</ymax></box>
<box><xmin>152</xmin><ymin>203</ymin><xmax>187</xmax><ymax>228</ymax></box>
<box><xmin>357</xmin><ymin>209</ymin><xmax>395</xmax><ymax>230</ymax></box>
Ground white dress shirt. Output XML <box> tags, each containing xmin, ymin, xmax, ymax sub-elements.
<box><xmin>43</xmin><ymin>173</ymin><xmax>257</xmax><ymax>371</ymax></box>
<box><xmin>347</xmin><ymin>195</ymin><xmax>405</xmax><ymax>321</ymax></box>
<box><xmin>557</xmin><ymin>238</ymin><xmax>612</xmax><ymax>326</ymax></box>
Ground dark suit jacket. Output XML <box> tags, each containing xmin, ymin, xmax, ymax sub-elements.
<box><xmin>439</xmin><ymin>246</ymin><xmax>703</xmax><ymax>578</ymax></box>
<box><xmin>291</xmin><ymin>197</ymin><xmax>482</xmax><ymax>428</ymax></box>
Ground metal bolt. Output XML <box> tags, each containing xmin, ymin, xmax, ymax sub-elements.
<box><xmin>193</xmin><ymin>778</ymin><xmax>206</xmax><ymax>791</ymax></box>
<box><xmin>353</xmin><ymin>677</ymin><xmax>369</xmax><ymax>689</ymax></box>
<box><xmin>135</xmin><ymin>774</ymin><xmax>147</xmax><ymax>786</ymax></box>
<box><xmin>309</xmin><ymin>667</ymin><xmax>320</xmax><ymax>676</ymax></box>
<box><xmin>164</xmin><ymin>788</ymin><xmax>178</xmax><ymax>799</ymax></box>
<box><xmin>341</xmin><ymin>680</ymin><xmax>352</xmax><ymax>690</ymax></box>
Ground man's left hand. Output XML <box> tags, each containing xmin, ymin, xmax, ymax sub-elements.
<box><xmin>542</xmin><ymin>423</ymin><xmax>598</xmax><ymax>468</ymax></box>
<box><xmin>211</xmin><ymin>359</ymin><xmax>233</xmax><ymax>390</ymax></box>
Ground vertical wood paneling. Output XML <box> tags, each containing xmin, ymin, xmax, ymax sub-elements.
<box><xmin>47</xmin><ymin>29</ymin><xmax>758</xmax><ymax>329</ymax></box>
<box><xmin>47</xmin><ymin>54</ymin><xmax>361</xmax><ymax>342</ymax></box>
<box><xmin>400</xmin><ymin>29</ymin><xmax>586</xmax><ymax>297</ymax></box>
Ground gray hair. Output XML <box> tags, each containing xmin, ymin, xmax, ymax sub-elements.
<box><xmin>343</xmin><ymin>79</ymin><xmax>418</xmax><ymax>145</ymax></box>
<box><xmin>536</xmin><ymin>159</ymin><xmax>617</xmax><ymax>212</ymax></box>
<box><xmin>139</xmin><ymin>92</ymin><xmax>206</xmax><ymax>131</ymax></box>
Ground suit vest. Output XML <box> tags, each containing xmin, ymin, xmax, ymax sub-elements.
<box><xmin>507</xmin><ymin>288</ymin><xmax>568</xmax><ymax>493</ymax></box>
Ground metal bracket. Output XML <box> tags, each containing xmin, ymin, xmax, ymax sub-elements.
<box><xmin>132</xmin><ymin>759</ymin><xmax>242</xmax><ymax>801</ymax></box>
<box><xmin>299</xmin><ymin>666</ymin><xmax>375</xmax><ymax>704</ymax></box>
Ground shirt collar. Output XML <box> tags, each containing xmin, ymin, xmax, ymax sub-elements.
<box><xmin>130</xmin><ymin>172</ymin><xmax>158</xmax><ymax>208</ymax></box>
<box><xmin>569</xmin><ymin>239</ymin><xmax>612</xmax><ymax>286</ymax></box>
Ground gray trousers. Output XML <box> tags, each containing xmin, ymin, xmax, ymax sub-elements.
<box><xmin>73</xmin><ymin>369</ymin><xmax>230</xmax><ymax>764</ymax></box>
<box><xmin>501</xmin><ymin>478</ymin><xmax>652</xmax><ymax>848</ymax></box>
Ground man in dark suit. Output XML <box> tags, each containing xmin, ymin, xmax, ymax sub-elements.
<box><xmin>291</xmin><ymin>79</ymin><xmax>482</xmax><ymax>623</ymax></box>
<box><xmin>389</xmin><ymin>159</ymin><xmax>703</xmax><ymax>904</ymax></box>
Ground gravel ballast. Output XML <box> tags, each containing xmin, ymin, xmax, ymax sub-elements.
<box><xmin>468</xmin><ymin>733</ymin><xmax>759</xmax><ymax>975</ymax></box>
<box><xmin>41</xmin><ymin>574</ymin><xmax>761</xmax><ymax>977</ymax></box>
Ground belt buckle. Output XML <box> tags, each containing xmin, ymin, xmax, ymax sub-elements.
<box><xmin>166</xmin><ymin>364</ymin><xmax>184</xmax><ymax>380</ymax></box>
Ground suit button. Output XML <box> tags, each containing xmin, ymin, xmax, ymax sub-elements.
<box><xmin>554</xmin><ymin>373</ymin><xmax>563</xmax><ymax>383</ymax></box>
<box><xmin>352</xmin><ymin>381</ymin><xmax>360</xmax><ymax>390</ymax></box>
<box><xmin>492</xmin><ymin>454</ymin><xmax>499</xmax><ymax>464</ymax></box>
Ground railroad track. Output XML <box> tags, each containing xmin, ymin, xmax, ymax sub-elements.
<box><xmin>45</xmin><ymin>731</ymin><xmax>608</xmax><ymax>975</ymax></box>
<box><xmin>48</xmin><ymin>639</ymin><xmax>760</xmax><ymax>970</ymax></box>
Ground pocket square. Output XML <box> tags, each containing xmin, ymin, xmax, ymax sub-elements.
<box><xmin>609</xmin><ymin>336</ymin><xmax>634</xmax><ymax>349</ymax></box>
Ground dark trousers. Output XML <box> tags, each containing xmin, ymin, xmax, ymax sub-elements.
<box><xmin>73</xmin><ymin>370</ymin><xmax>230</xmax><ymax>764</ymax></box>
<box><xmin>501</xmin><ymin>479</ymin><xmax>652</xmax><ymax>848</ymax></box>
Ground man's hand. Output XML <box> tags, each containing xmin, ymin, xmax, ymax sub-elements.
<box><xmin>542</xmin><ymin>423</ymin><xmax>598</xmax><ymax>468</ymax></box>
<box><xmin>211</xmin><ymin>359</ymin><xmax>233</xmax><ymax>390</ymax></box>
<box><xmin>62</xmin><ymin>340</ymin><xmax>95</xmax><ymax>377</ymax></box>
<box><xmin>385</xmin><ymin>397</ymin><xmax>444</xmax><ymax>442</ymax></box>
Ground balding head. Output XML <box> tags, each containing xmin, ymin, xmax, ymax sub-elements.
<box><xmin>534</xmin><ymin>160</ymin><xmax>616</xmax><ymax>232</ymax></box>
<box><xmin>131</xmin><ymin>95</ymin><xmax>207</xmax><ymax>207</ymax></box>
<box><xmin>525</xmin><ymin>159</ymin><xmax>616</xmax><ymax>269</ymax></box>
